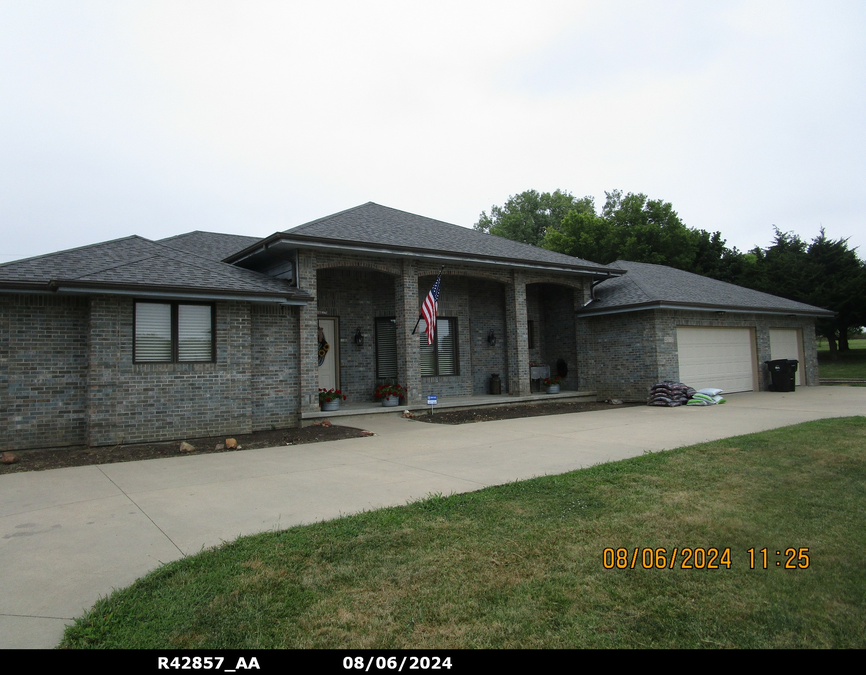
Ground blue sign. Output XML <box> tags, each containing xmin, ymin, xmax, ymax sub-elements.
<box><xmin>427</xmin><ymin>394</ymin><xmax>438</xmax><ymax>405</ymax></box>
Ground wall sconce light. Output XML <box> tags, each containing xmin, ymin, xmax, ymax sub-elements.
<box><xmin>487</xmin><ymin>329</ymin><xmax>496</xmax><ymax>346</ymax></box>
<box><xmin>353</xmin><ymin>328</ymin><xmax>364</xmax><ymax>346</ymax></box>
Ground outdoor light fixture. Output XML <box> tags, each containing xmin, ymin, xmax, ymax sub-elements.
<box><xmin>353</xmin><ymin>328</ymin><xmax>364</xmax><ymax>346</ymax></box>
<box><xmin>487</xmin><ymin>329</ymin><xmax>496</xmax><ymax>346</ymax></box>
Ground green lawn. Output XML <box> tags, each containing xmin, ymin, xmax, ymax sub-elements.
<box><xmin>61</xmin><ymin>417</ymin><xmax>866</xmax><ymax>649</ymax></box>
<box><xmin>818</xmin><ymin>339</ymin><xmax>866</xmax><ymax>379</ymax></box>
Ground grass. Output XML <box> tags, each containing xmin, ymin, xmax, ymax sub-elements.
<box><xmin>818</xmin><ymin>339</ymin><xmax>866</xmax><ymax>380</ymax></box>
<box><xmin>60</xmin><ymin>417</ymin><xmax>866</xmax><ymax>649</ymax></box>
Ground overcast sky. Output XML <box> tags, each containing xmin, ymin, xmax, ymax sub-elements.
<box><xmin>1</xmin><ymin>0</ymin><xmax>864</xmax><ymax>264</ymax></box>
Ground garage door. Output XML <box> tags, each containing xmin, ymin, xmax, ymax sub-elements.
<box><xmin>769</xmin><ymin>329</ymin><xmax>803</xmax><ymax>386</ymax></box>
<box><xmin>677</xmin><ymin>327</ymin><xmax>756</xmax><ymax>393</ymax></box>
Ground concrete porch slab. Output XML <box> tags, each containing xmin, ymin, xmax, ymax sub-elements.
<box><xmin>301</xmin><ymin>389</ymin><xmax>598</xmax><ymax>424</ymax></box>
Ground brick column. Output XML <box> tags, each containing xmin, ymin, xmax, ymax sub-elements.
<box><xmin>572</xmin><ymin>281</ymin><xmax>585</xmax><ymax>389</ymax></box>
<box><xmin>396</xmin><ymin>260</ymin><xmax>421</xmax><ymax>404</ymax></box>
<box><xmin>297</xmin><ymin>250</ymin><xmax>320</xmax><ymax>414</ymax></box>
<box><xmin>505</xmin><ymin>271</ymin><xmax>530</xmax><ymax>395</ymax></box>
<box><xmin>88</xmin><ymin>295</ymin><xmax>125</xmax><ymax>446</ymax></box>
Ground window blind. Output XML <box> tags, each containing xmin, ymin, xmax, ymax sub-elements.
<box><xmin>376</xmin><ymin>318</ymin><xmax>398</xmax><ymax>378</ymax></box>
<box><xmin>135</xmin><ymin>303</ymin><xmax>172</xmax><ymax>362</ymax></box>
<box><xmin>178</xmin><ymin>304</ymin><xmax>213</xmax><ymax>361</ymax></box>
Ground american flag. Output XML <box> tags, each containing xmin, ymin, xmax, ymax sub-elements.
<box><xmin>421</xmin><ymin>273</ymin><xmax>441</xmax><ymax>345</ymax></box>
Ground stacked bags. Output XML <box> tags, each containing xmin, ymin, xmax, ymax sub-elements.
<box><xmin>647</xmin><ymin>383</ymin><xmax>727</xmax><ymax>407</ymax></box>
<box><xmin>686</xmin><ymin>388</ymin><xmax>726</xmax><ymax>406</ymax></box>
<box><xmin>647</xmin><ymin>381</ymin><xmax>696</xmax><ymax>407</ymax></box>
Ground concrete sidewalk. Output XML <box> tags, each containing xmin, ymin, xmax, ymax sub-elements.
<box><xmin>1</xmin><ymin>386</ymin><xmax>863</xmax><ymax>648</ymax></box>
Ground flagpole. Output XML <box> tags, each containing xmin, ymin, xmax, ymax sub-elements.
<box><xmin>412</xmin><ymin>266</ymin><xmax>444</xmax><ymax>335</ymax></box>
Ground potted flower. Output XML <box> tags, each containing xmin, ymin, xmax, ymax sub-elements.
<box><xmin>375</xmin><ymin>382</ymin><xmax>407</xmax><ymax>407</ymax></box>
<box><xmin>542</xmin><ymin>376</ymin><xmax>562</xmax><ymax>394</ymax></box>
<box><xmin>319</xmin><ymin>388</ymin><xmax>347</xmax><ymax>411</ymax></box>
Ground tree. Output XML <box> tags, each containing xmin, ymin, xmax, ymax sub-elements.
<box><xmin>541</xmin><ymin>189</ymin><xmax>741</xmax><ymax>274</ymax></box>
<box><xmin>599</xmin><ymin>190</ymin><xmax>702</xmax><ymax>270</ymax></box>
<box><xmin>804</xmin><ymin>230</ymin><xmax>866</xmax><ymax>353</ymax></box>
<box><xmin>731</xmin><ymin>227</ymin><xmax>866</xmax><ymax>357</ymax></box>
<box><xmin>692</xmin><ymin>230</ymin><xmax>748</xmax><ymax>283</ymax></box>
<box><xmin>475</xmin><ymin>190</ymin><xmax>592</xmax><ymax>247</ymax></box>
<box><xmin>543</xmin><ymin>207</ymin><xmax>618</xmax><ymax>264</ymax></box>
<box><xmin>739</xmin><ymin>228</ymin><xmax>812</xmax><ymax>302</ymax></box>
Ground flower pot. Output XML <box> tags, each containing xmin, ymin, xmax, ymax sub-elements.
<box><xmin>321</xmin><ymin>400</ymin><xmax>341</xmax><ymax>411</ymax></box>
<box><xmin>545</xmin><ymin>384</ymin><xmax>560</xmax><ymax>394</ymax></box>
<box><xmin>381</xmin><ymin>395</ymin><xmax>400</xmax><ymax>407</ymax></box>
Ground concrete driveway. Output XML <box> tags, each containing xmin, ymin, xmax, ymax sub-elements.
<box><xmin>1</xmin><ymin>386</ymin><xmax>864</xmax><ymax>649</ymax></box>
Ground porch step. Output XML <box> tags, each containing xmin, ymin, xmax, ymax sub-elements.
<box><xmin>301</xmin><ymin>390</ymin><xmax>598</xmax><ymax>425</ymax></box>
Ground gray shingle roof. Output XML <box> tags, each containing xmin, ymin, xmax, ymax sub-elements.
<box><xmin>276</xmin><ymin>202</ymin><xmax>618</xmax><ymax>274</ymax></box>
<box><xmin>159</xmin><ymin>231</ymin><xmax>263</xmax><ymax>261</ymax></box>
<box><xmin>580</xmin><ymin>260</ymin><xmax>833</xmax><ymax>316</ymax></box>
<box><xmin>0</xmin><ymin>235</ymin><xmax>312</xmax><ymax>302</ymax></box>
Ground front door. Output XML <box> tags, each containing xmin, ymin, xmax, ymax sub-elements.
<box><xmin>318</xmin><ymin>317</ymin><xmax>339</xmax><ymax>390</ymax></box>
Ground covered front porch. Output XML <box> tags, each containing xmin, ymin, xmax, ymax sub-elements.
<box><xmin>301</xmin><ymin>388</ymin><xmax>598</xmax><ymax>424</ymax></box>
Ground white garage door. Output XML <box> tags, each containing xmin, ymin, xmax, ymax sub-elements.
<box><xmin>677</xmin><ymin>327</ymin><xmax>756</xmax><ymax>393</ymax></box>
<box><xmin>769</xmin><ymin>329</ymin><xmax>803</xmax><ymax>386</ymax></box>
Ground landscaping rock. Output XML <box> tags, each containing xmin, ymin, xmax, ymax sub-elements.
<box><xmin>1</xmin><ymin>452</ymin><xmax>19</xmax><ymax>464</ymax></box>
<box><xmin>179</xmin><ymin>442</ymin><xmax>195</xmax><ymax>453</ymax></box>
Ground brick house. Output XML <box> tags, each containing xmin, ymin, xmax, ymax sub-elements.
<box><xmin>0</xmin><ymin>202</ymin><xmax>832</xmax><ymax>451</ymax></box>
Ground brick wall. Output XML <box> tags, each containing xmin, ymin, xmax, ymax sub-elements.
<box><xmin>468</xmin><ymin>279</ymin><xmax>507</xmax><ymax>395</ymax></box>
<box><xmin>2</xmin><ymin>293</ymin><xmax>306</xmax><ymax>450</ymax></box>
<box><xmin>251</xmin><ymin>304</ymin><xmax>300</xmax><ymax>430</ymax></box>
<box><xmin>0</xmin><ymin>294</ymin><xmax>89</xmax><ymax>450</ymax></box>
<box><xmin>578</xmin><ymin>308</ymin><xmax>821</xmax><ymax>401</ymax></box>
<box><xmin>578</xmin><ymin>310</ymin><xmax>661</xmax><ymax>400</ymax></box>
<box><xmin>88</xmin><ymin>296</ymin><xmax>254</xmax><ymax>446</ymax></box>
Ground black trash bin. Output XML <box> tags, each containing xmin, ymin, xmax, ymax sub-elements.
<box><xmin>766</xmin><ymin>359</ymin><xmax>798</xmax><ymax>392</ymax></box>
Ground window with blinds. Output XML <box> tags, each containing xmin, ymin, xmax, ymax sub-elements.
<box><xmin>134</xmin><ymin>302</ymin><xmax>172</xmax><ymax>362</ymax></box>
<box><xmin>419</xmin><ymin>317</ymin><xmax>457</xmax><ymax>376</ymax></box>
<box><xmin>178</xmin><ymin>304</ymin><xmax>213</xmax><ymax>361</ymax></box>
<box><xmin>135</xmin><ymin>302</ymin><xmax>214</xmax><ymax>363</ymax></box>
<box><xmin>376</xmin><ymin>318</ymin><xmax>398</xmax><ymax>378</ymax></box>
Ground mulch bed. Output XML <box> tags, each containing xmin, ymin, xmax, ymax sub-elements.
<box><xmin>411</xmin><ymin>400</ymin><xmax>639</xmax><ymax>424</ymax></box>
<box><xmin>0</xmin><ymin>424</ymin><xmax>368</xmax><ymax>475</ymax></box>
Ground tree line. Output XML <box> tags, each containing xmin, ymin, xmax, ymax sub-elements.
<box><xmin>475</xmin><ymin>189</ymin><xmax>866</xmax><ymax>355</ymax></box>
